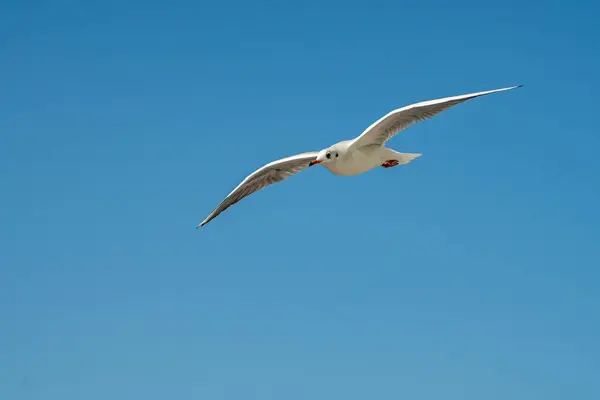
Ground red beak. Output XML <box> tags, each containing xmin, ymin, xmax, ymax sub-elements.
<box><xmin>309</xmin><ymin>159</ymin><xmax>321</xmax><ymax>167</ymax></box>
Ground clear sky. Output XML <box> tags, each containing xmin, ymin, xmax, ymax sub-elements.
<box><xmin>2</xmin><ymin>0</ymin><xmax>599</xmax><ymax>399</ymax></box>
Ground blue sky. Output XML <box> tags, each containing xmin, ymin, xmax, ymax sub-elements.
<box><xmin>2</xmin><ymin>0</ymin><xmax>599</xmax><ymax>399</ymax></box>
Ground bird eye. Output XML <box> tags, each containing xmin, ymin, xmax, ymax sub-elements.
<box><xmin>326</xmin><ymin>152</ymin><xmax>331</xmax><ymax>159</ymax></box>
<box><xmin>336</xmin><ymin>153</ymin><xmax>339</xmax><ymax>158</ymax></box>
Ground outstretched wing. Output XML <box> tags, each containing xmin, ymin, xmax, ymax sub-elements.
<box><xmin>350</xmin><ymin>85</ymin><xmax>522</xmax><ymax>148</ymax></box>
<box><xmin>198</xmin><ymin>151</ymin><xmax>319</xmax><ymax>227</ymax></box>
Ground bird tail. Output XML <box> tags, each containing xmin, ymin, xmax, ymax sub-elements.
<box><xmin>383</xmin><ymin>149</ymin><xmax>422</xmax><ymax>164</ymax></box>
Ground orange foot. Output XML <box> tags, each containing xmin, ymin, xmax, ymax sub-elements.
<box><xmin>381</xmin><ymin>160</ymin><xmax>400</xmax><ymax>168</ymax></box>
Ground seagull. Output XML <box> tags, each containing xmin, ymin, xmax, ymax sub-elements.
<box><xmin>198</xmin><ymin>85</ymin><xmax>522</xmax><ymax>227</ymax></box>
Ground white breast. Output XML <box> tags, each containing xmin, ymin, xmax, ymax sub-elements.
<box><xmin>324</xmin><ymin>146</ymin><xmax>383</xmax><ymax>176</ymax></box>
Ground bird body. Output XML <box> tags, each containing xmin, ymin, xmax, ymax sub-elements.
<box><xmin>198</xmin><ymin>85</ymin><xmax>522</xmax><ymax>227</ymax></box>
<box><xmin>316</xmin><ymin>142</ymin><xmax>421</xmax><ymax>176</ymax></box>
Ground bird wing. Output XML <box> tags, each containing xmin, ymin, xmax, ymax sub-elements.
<box><xmin>350</xmin><ymin>85</ymin><xmax>522</xmax><ymax>148</ymax></box>
<box><xmin>198</xmin><ymin>151</ymin><xmax>319</xmax><ymax>227</ymax></box>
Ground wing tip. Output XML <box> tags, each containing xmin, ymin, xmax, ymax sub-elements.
<box><xmin>505</xmin><ymin>84</ymin><xmax>523</xmax><ymax>90</ymax></box>
<box><xmin>496</xmin><ymin>84</ymin><xmax>523</xmax><ymax>92</ymax></box>
<box><xmin>480</xmin><ymin>84</ymin><xmax>523</xmax><ymax>97</ymax></box>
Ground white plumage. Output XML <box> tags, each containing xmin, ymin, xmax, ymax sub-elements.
<box><xmin>198</xmin><ymin>85</ymin><xmax>522</xmax><ymax>227</ymax></box>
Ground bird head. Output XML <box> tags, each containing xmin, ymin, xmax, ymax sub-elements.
<box><xmin>309</xmin><ymin>147</ymin><xmax>340</xmax><ymax>167</ymax></box>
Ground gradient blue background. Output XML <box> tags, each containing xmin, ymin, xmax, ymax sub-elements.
<box><xmin>2</xmin><ymin>0</ymin><xmax>599</xmax><ymax>399</ymax></box>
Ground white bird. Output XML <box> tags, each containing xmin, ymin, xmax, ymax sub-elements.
<box><xmin>198</xmin><ymin>85</ymin><xmax>522</xmax><ymax>227</ymax></box>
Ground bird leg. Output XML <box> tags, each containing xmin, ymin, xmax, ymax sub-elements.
<box><xmin>381</xmin><ymin>160</ymin><xmax>400</xmax><ymax>168</ymax></box>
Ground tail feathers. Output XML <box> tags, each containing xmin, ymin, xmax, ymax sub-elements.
<box><xmin>395</xmin><ymin>152</ymin><xmax>422</xmax><ymax>164</ymax></box>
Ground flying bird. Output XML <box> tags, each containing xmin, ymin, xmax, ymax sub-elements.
<box><xmin>198</xmin><ymin>85</ymin><xmax>522</xmax><ymax>227</ymax></box>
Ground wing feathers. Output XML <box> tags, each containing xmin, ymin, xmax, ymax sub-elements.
<box><xmin>351</xmin><ymin>85</ymin><xmax>522</xmax><ymax>148</ymax></box>
<box><xmin>198</xmin><ymin>151</ymin><xmax>318</xmax><ymax>227</ymax></box>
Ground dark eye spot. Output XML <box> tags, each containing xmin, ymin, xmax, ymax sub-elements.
<box><xmin>326</xmin><ymin>152</ymin><xmax>331</xmax><ymax>159</ymax></box>
<box><xmin>336</xmin><ymin>153</ymin><xmax>339</xmax><ymax>158</ymax></box>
